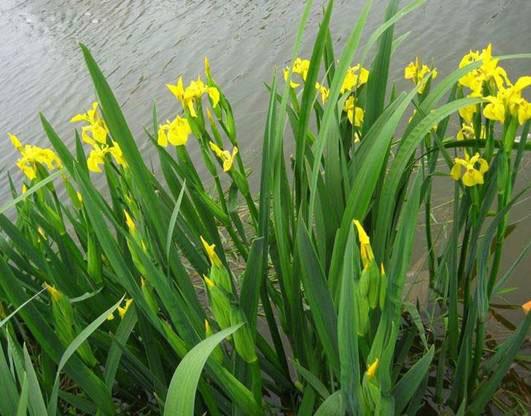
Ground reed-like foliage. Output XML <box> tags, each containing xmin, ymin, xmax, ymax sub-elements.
<box><xmin>1</xmin><ymin>0</ymin><xmax>530</xmax><ymax>414</ymax></box>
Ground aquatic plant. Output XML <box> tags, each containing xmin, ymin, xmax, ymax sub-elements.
<box><xmin>1</xmin><ymin>0</ymin><xmax>530</xmax><ymax>414</ymax></box>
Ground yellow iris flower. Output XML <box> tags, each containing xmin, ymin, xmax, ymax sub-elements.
<box><xmin>167</xmin><ymin>76</ymin><xmax>220</xmax><ymax>118</ymax></box>
<box><xmin>71</xmin><ymin>102</ymin><xmax>109</xmax><ymax>146</ymax></box>
<box><xmin>344</xmin><ymin>96</ymin><xmax>364</xmax><ymax>127</ymax></box>
<box><xmin>71</xmin><ymin>102</ymin><xmax>125</xmax><ymax>173</ymax></box>
<box><xmin>86</xmin><ymin>147</ymin><xmax>106</xmax><ymax>173</ymax></box>
<box><xmin>315</xmin><ymin>82</ymin><xmax>330</xmax><ymax>104</ymax></box>
<box><xmin>85</xmin><ymin>143</ymin><xmax>125</xmax><ymax>173</ymax></box>
<box><xmin>404</xmin><ymin>58</ymin><xmax>438</xmax><ymax>94</ymax></box>
<box><xmin>8</xmin><ymin>133</ymin><xmax>62</xmax><ymax>180</ymax></box>
<box><xmin>209</xmin><ymin>142</ymin><xmax>238</xmax><ymax>172</ymax></box>
<box><xmin>458</xmin><ymin>44</ymin><xmax>509</xmax><ymax>93</ymax></box>
<box><xmin>157</xmin><ymin>115</ymin><xmax>192</xmax><ymax>147</ymax></box>
<box><xmin>450</xmin><ymin>152</ymin><xmax>489</xmax><ymax>187</ymax></box>
<box><xmin>483</xmin><ymin>76</ymin><xmax>531</xmax><ymax>125</ymax></box>
<box><xmin>340</xmin><ymin>64</ymin><xmax>369</xmax><ymax>94</ymax></box>
<box><xmin>284</xmin><ymin>58</ymin><xmax>310</xmax><ymax>88</ymax></box>
<box><xmin>457</xmin><ymin>123</ymin><xmax>485</xmax><ymax>140</ymax></box>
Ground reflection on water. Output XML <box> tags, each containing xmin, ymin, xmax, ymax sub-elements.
<box><xmin>0</xmin><ymin>0</ymin><xmax>530</xmax><ymax>308</ymax></box>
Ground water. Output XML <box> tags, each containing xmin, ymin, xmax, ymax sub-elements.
<box><xmin>0</xmin><ymin>0</ymin><xmax>530</xmax><ymax>310</ymax></box>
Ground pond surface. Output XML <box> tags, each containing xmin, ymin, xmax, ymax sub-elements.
<box><xmin>0</xmin><ymin>0</ymin><xmax>530</xmax><ymax>311</ymax></box>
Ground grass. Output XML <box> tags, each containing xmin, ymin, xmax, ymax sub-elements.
<box><xmin>1</xmin><ymin>0</ymin><xmax>530</xmax><ymax>414</ymax></box>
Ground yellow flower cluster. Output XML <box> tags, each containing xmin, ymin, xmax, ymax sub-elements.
<box><xmin>8</xmin><ymin>133</ymin><xmax>61</xmax><ymax>180</ymax></box>
<box><xmin>283</xmin><ymin>57</ymin><xmax>310</xmax><ymax>88</ymax></box>
<box><xmin>70</xmin><ymin>102</ymin><xmax>126</xmax><ymax>173</ymax></box>
<box><xmin>450</xmin><ymin>152</ymin><xmax>489</xmax><ymax>187</ymax></box>
<box><xmin>166</xmin><ymin>75</ymin><xmax>220</xmax><ymax>118</ymax></box>
<box><xmin>404</xmin><ymin>57</ymin><xmax>438</xmax><ymax>94</ymax></box>
<box><xmin>284</xmin><ymin>58</ymin><xmax>369</xmax><ymax>128</ymax></box>
<box><xmin>449</xmin><ymin>44</ymin><xmax>531</xmax><ymax>186</ymax></box>
<box><xmin>458</xmin><ymin>44</ymin><xmax>531</xmax><ymax>126</ymax></box>
<box><xmin>160</xmin><ymin>60</ymin><xmax>220</xmax><ymax>148</ymax></box>
<box><xmin>458</xmin><ymin>44</ymin><xmax>508</xmax><ymax>94</ymax></box>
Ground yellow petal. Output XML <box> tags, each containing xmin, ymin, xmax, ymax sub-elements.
<box><xmin>167</xmin><ymin>77</ymin><xmax>185</xmax><ymax>101</ymax></box>
<box><xmin>353</xmin><ymin>220</ymin><xmax>370</xmax><ymax>245</ymax></box>
<box><xmin>354</xmin><ymin>107</ymin><xmax>364</xmax><ymax>127</ymax></box>
<box><xmin>209</xmin><ymin>141</ymin><xmax>224</xmax><ymax>158</ymax></box>
<box><xmin>157</xmin><ymin>123</ymin><xmax>169</xmax><ymax>147</ymax></box>
<box><xmin>223</xmin><ymin>147</ymin><xmax>238</xmax><ymax>172</ymax></box>
<box><xmin>167</xmin><ymin>116</ymin><xmax>191</xmax><ymax>146</ymax></box>
<box><xmin>200</xmin><ymin>236</ymin><xmax>222</xmax><ymax>267</ymax></box>
<box><xmin>187</xmin><ymin>100</ymin><xmax>197</xmax><ymax>118</ymax></box>
<box><xmin>366</xmin><ymin>358</ymin><xmax>379</xmax><ymax>379</ymax></box>
<box><xmin>513</xmin><ymin>76</ymin><xmax>531</xmax><ymax>92</ymax></box>
<box><xmin>204</xmin><ymin>275</ymin><xmax>215</xmax><ymax>288</ymax></box>
<box><xmin>207</xmin><ymin>87</ymin><xmax>220</xmax><ymax>108</ymax></box>
<box><xmin>45</xmin><ymin>283</ymin><xmax>61</xmax><ymax>302</ymax></box>
<box><xmin>8</xmin><ymin>133</ymin><xmax>23</xmax><ymax>150</ymax></box>
<box><xmin>450</xmin><ymin>164</ymin><xmax>462</xmax><ymax>181</ymax></box>
<box><xmin>87</xmin><ymin>149</ymin><xmax>105</xmax><ymax>173</ymax></box>
<box><xmin>124</xmin><ymin>210</ymin><xmax>136</xmax><ymax>232</ymax></box>
<box><xmin>462</xmin><ymin>169</ymin><xmax>482</xmax><ymax>187</ymax></box>
<box><xmin>404</xmin><ymin>62</ymin><xmax>417</xmax><ymax>80</ymax></box>
<box><xmin>118</xmin><ymin>298</ymin><xmax>133</xmax><ymax>319</ymax></box>
<box><xmin>478</xmin><ymin>158</ymin><xmax>489</xmax><ymax>174</ymax></box>
<box><xmin>204</xmin><ymin>56</ymin><xmax>211</xmax><ymax>77</ymax></box>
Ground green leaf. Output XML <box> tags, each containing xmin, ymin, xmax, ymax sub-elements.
<box><xmin>47</xmin><ymin>296</ymin><xmax>124</xmax><ymax>415</ymax></box>
<box><xmin>338</xmin><ymin>226</ymin><xmax>361</xmax><ymax>413</ymax></box>
<box><xmin>468</xmin><ymin>304</ymin><xmax>531</xmax><ymax>413</ymax></box>
<box><xmin>23</xmin><ymin>345</ymin><xmax>47</xmax><ymax>416</ymax></box>
<box><xmin>0</xmin><ymin>170</ymin><xmax>62</xmax><ymax>215</ymax></box>
<box><xmin>164</xmin><ymin>324</ymin><xmax>244</xmax><ymax>416</ymax></box>
<box><xmin>392</xmin><ymin>346</ymin><xmax>434</xmax><ymax>414</ymax></box>
<box><xmin>166</xmin><ymin>180</ymin><xmax>187</xmax><ymax>262</ymax></box>
<box><xmin>0</xmin><ymin>289</ymin><xmax>45</xmax><ymax>329</ymax></box>
<box><xmin>239</xmin><ymin>237</ymin><xmax>266</xmax><ymax>333</ymax></box>
<box><xmin>308</xmin><ymin>0</ymin><xmax>372</xmax><ymax>218</ymax></box>
<box><xmin>362</xmin><ymin>0</ymin><xmax>399</xmax><ymax>132</ymax></box>
<box><xmin>374</xmin><ymin>97</ymin><xmax>483</xmax><ymax>254</ymax></box>
<box><xmin>0</xmin><ymin>342</ymin><xmax>19</xmax><ymax>416</ymax></box>
<box><xmin>293</xmin><ymin>361</ymin><xmax>330</xmax><ymax>400</ymax></box>
<box><xmin>16</xmin><ymin>373</ymin><xmax>29</xmax><ymax>416</ymax></box>
<box><xmin>296</xmin><ymin>221</ymin><xmax>339</xmax><ymax>375</ymax></box>
<box><xmin>314</xmin><ymin>391</ymin><xmax>345</xmax><ymax>416</ymax></box>
<box><xmin>104</xmin><ymin>307</ymin><xmax>138</xmax><ymax>388</ymax></box>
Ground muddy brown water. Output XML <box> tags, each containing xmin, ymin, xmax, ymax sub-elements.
<box><xmin>1</xmin><ymin>0</ymin><xmax>530</xmax><ymax>317</ymax></box>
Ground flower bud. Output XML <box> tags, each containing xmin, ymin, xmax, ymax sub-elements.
<box><xmin>379</xmin><ymin>263</ymin><xmax>387</xmax><ymax>310</ymax></box>
<box><xmin>229</xmin><ymin>306</ymin><xmax>257</xmax><ymax>363</ymax></box>
<box><xmin>204</xmin><ymin>276</ymin><xmax>231</xmax><ymax>329</ymax></box>
<box><xmin>204</xmin><ymin>320</ymin><xmax>224</xmax><ymax>363</ymax></box>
